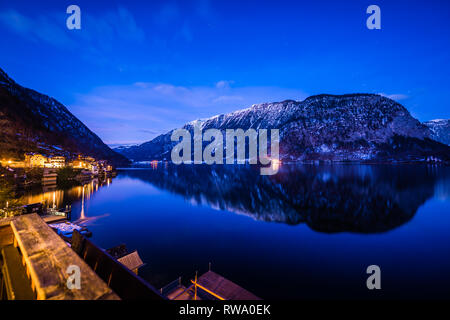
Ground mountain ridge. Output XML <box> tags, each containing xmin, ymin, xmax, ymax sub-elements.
<box><xmin>424</xmin><ymin>119</ymin><xmax>450</xmax><ymax>146</ymax></box>
<box><xmin>116</xmin><ymin>94</ymin><xmax>450</xmax><ymax>163</ymax></box>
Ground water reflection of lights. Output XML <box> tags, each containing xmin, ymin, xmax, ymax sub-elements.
<box><xmin>80</xmin><ymin>184</ymin><xmax>85</xmax><ymax>219</ymax></box>
<box><xmin>21</xmin><ymin>189</ymin><xmax>65</xmax><ymax>210</ymax></box>
<box><xmin>19</xmin><ymin>178</ymin><xmax>111</xmax><ymax>219</ymax></box>
<box><xmin>271</xmin><ymin>159</ymin><xmax>281</xmax><ymax>172</ymax></box>
<box><xmin>79</xmin><ymin>180</ymin><xmax>100</xmax><ymax>219</ymax></box>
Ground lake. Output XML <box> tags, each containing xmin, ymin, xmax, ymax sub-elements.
<box><xmin>20</xmin><ymin>163</ymin><xmax>450</xmax><ymax>299</ymax></box>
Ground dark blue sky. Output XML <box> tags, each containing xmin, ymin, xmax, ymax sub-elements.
<box><xmin>1</xmin><ymin>0</ymin><xmax>449</xmax><ymax>146</ymax></box>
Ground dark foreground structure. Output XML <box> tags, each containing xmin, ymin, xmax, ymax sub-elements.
<box><xmin>0</xmin><ymin>213</ymin><xmax>259</xmax><ymax>300</ymax></box>
<box><xmin>161</xmin><ymin>270</ymin><xmax>260</xmax><ymax>300</ymax></box>
<box><xmin>0</xmin><ymin>214</ymin><xmax>163</xmax><ymax>300</ymax></box>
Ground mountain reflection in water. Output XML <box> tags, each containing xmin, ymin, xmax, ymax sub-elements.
<box><xmin>120</xmin><ymin>164</ymin><xmax>449</xmax><ymax>234</ymax></box>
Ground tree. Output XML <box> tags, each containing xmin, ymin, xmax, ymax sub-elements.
<box><xmin>0</xmin><ymin>166</ymin><xmax>23</xmax><ymax>218</ymax></box>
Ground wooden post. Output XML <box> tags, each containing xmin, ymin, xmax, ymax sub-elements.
<box><xmin>189</xmin><ymin>280</ymin><xmax>226</xmax><ymax>300</ymax></box>
<box><xmin>194</xmin><ymin>271</ymin><xmax>198</xmax><ymax>301</ymax></box>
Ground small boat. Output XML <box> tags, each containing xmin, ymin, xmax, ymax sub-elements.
<box><xmin>45</xmin><ymin>206</ymin><xmax>70</xmax><ymax>217</ymax></box>
<box><xmin>49</xmin><ymin>221</ymin><xmax>92</xmax><ymax>239</ymax></box>
<box><xmin>22</xmin><ymin>203</ymin><xmax>44</xmax><ymax>215</ymax></box>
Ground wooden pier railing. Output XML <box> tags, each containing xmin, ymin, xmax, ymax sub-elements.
<box><xmin>71</xmin><ymin>230</ymin><xmax>165</xmax><ymax>300</ymax></box>
<box><xmin>1</xmin><ymin>214</ymin><xmax>119</xmax><ymax>300</ymax></box>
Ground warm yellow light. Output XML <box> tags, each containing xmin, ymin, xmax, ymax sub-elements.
<box><xmin>271</xmin><ymin>158</ymin><xmax>281</xmax><ymax>171</ymax></box>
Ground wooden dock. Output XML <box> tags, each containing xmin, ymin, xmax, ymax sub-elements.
<box><xmin>1</xmin><ymin>214</ymin><xmax>119</xmax><ymax>300</ymax></box>
<box><xmin>195</xmin><ymin>271</ymin><xmax>260</xmax><ymax>300</ymax></box>
<box><xmin>42</xmin><ymin>214</ymin><xmax>68</xmax><ymax>224</ymax></box>
<box><xmin>163</xmin><ymin>270</ymin><xmax>260</xmax><ymax>300</ymax></box>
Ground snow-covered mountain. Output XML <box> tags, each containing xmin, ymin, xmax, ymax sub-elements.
<box><xmin>0</xmin><ymin>68</ymin><xmax>128</xmax><ymax>165</ymax></box>
<box><xmin>424</xmin><ymin>119</ymin><xmax>450</xmax><ymax>146</ymax></box>
<box><xmin>117</xmin><ymin>94</ymin><xmax>450</xmax><ymax>163</ymax></box>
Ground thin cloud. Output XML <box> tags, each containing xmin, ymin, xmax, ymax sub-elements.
<box><xmin>212</xmin><ymin>95</ymin><xmax>244</xmax><ymax>103</ymax></box>
<box><xmin>153</xmin><ymin>2</ymin><xmax>180</xmax><ymax>26</ymax></box>
<box><xmin>216</xmin><ymin>80</ymin><xmax>235</xmax><ymax>89</ymax></box>
<box><xmin>379</xmin><ymin>93</ymin><xmax>409</xmax><ymax>101</ymax></box>
<box><xmin>0</xmin><ymin>7</ymin><xmax>145</xmax><ymax>50</ymax></box>
<box><xmin>195</xmin><ymin>0</ymin><xmax>213</xmax><ymax>19</ymax></box>
<box><xmin>139</xmin><ymin>129</ymin><xmax>160</xmax><ymax>135</ymax></box>
<box><xmin>69</xmin><ymin>82</ymin><xmax>308</xmax><ymax>145</ymax></box>
<box><xmin>0</xmin><ymin>9</ymin><xmax>73</xmax><ymax>47</ymax></box>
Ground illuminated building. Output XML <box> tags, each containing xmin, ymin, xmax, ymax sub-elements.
<box><xmin>24</xmin><ymin>153</ymin><xmax>48</xmax><ymax>167</ymax></box>
<box><xmin>0</xmin><ymin>159</ymin><xmax>26</xmax><ymax>168</ymax></box>
<box><xmin>45</xmin><ymin>156</ymin><xmax>66</xmax><ymax>168</ymax></box>
<box><xmin>71</xmin><ymin>155</ymin><xmax>96</xmax><ymax>170</ymax></box>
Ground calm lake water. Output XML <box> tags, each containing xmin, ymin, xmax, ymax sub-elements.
<box><xmin>21</xmin><ymin>163</ymin><xmax>450</xmax><ymax>299</ymax></box>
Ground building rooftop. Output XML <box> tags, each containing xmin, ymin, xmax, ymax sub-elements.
<box><xmin>118</xmin><ymin>251</ymin><xmax>145</xmax><ymax>271</ymax></box>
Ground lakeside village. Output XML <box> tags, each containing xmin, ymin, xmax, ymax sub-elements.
<box><xmin>0</xmin><ymin>152</ymin><xmax>115</xmax><ymax>220</ymax></box>
<box><xmin>0</xmin><ymin>153</ymin><xmax>114</xmax><ymax>189</ymax></box>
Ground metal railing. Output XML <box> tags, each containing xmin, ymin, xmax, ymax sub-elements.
<box><xmin>159</xmin><ymin>276</ymin><xmax>182</xmax><ymax>297</ymax></box>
